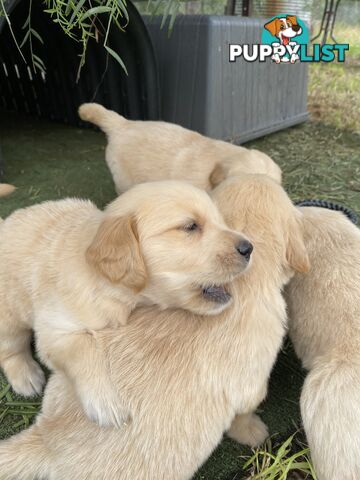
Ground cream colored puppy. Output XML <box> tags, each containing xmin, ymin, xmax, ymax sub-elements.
<box><xmin>0</xmin><ymin>180</ymin><xmax>249</xmax><ymax>429</ymax></box>
<box><xmin>286</xmin><ymin>207</ymin><xmax>360</xmax><ymax>480</ymax></box>
<box><xmin>78</xmin><ymin>103</ymin><xmax>282</xmax><ymax>193</ymax></box>
<box><xmin>0</xmin><ymin>175</ymin><xmax>310</xmax><ymax>480</ymax></box>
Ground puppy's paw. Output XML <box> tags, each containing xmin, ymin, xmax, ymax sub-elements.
<box><xmin>77</xmin><ymin>386</ymin><xmax>131</xmax><ymax>429</ymax></box>
<box><xmin>4</xmin><ymin>355</ymin><xmax>45</xmax><ymax>397</ymax></box>
<box><xmin>227</xmin><ymin>413</ymin><xmax>268</xmax><ymax>447</ymax></box>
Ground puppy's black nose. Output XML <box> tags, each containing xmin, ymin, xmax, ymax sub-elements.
<box><xmin>292</xmin><ymin>24</ymin><xmax>301</xmax><ymax>32</ymax></box>
<box><xmin>236</xmin><ymin>240</ymin><xmax>253</xmax><ymax>261</ymax></box>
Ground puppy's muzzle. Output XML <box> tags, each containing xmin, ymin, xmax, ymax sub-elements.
<box><xmin>236</xmin><ymin>240</ymin><xmax>253</xmax><ymax>262</ymax></box>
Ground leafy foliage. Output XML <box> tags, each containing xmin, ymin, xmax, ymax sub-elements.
<box><xmin>0</xmin><ymin>0</ymin><xmax>180</xmax><ymax>78</ymax></box>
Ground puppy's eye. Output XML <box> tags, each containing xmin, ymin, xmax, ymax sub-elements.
<box><xmin>280</xmin><ymin>25</ymin><xmax>285</xmax><ymax>30</ymax></box>
<box><xmin>183</xmin><ymin>222</ymin><xmax>199</xmax><ymax>232</ymax></box>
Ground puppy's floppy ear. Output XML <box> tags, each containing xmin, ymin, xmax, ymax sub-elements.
<box><xmin>86</xmin><ymin>215</ymin><xmax>147</xmax><ymax>290</ymax></box>
<box><xmin>286</xmin><ymin>216</ymin><xmax>310</xmax><ymax>274</ymax></box>
<box><xmin>286</xmin><ymin>15</ymin><xmax>298</xmax><ymax>26</ymax></box>
<box><xmin>209</xmin><ymin>164</ymin><xmax>227</xmax><ymax>188</ymax></box>
<box><xmin>264</xmin><ymin>18</ymin><xmax>279</xmax><ymax>37</ymax></box>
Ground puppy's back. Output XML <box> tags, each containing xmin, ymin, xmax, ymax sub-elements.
<box><xmin>0</xmin><ymin>198</ymin><xmax>97</xmax><ymax>264</ymax></box>
<box><xmin>287</xmin><ymin>207</ymin><xmax>360</xmax><ymax>480</ymax></box>
<box><xmin>287</xmin><ymin>207</ymin><xmax>360</xmax><ymax>369</ymax></box>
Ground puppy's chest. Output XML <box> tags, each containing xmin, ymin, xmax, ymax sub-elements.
<box><xmin>222</xmin><ymin>312</ymin><xmax>286</xmax><ymax>411</ymax></box>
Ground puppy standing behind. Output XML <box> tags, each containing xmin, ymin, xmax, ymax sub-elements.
<box><xmin>0</xmin><ymin>175</ymin><xmax>310</xmax><ymax>480</ymax></box>
<box><xmin>0</xmin><ymin>180</ymin><xmax>249</xmax><ymax>429</ymax></box>
<box><xmin>78</xmin><ymin>103</ymin><xmax>282</xmax><ymax>193</ymax></box>
<box><xmin>286</xmin><ymin>207</ymin><xmax>360</xmax><ymax>480</ymax></box>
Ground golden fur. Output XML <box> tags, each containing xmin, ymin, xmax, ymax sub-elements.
<box><xmin>0</xmin><ymin>175</ymin><xmax>310</xmax><ymax>480</ymax></box>
<box><xmin>0</xmin><ymin>180</ymin><xmax>248</xmax><ymax>429</ymax></box>
<box><xmin>286</xmin><ymin>207</ymin><xmax>360</xmax><ymax>480</ymax></box>
<box><xmin>78</xmin><ymin>103</ymin><xmax>282</xmax><ymax>193</ymax></box>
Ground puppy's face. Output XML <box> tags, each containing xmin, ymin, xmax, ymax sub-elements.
<box><xmin>212</xmin><ymin>175</ymin><xmax>310</xmax><ymax>285</ymax></box>
<box><xmin>264</xmin><ymin>16</ymin><xmax>302</xmax><ymax>45</ymax></box>
<box><xmin>87</xmin><ymin>181</ymin><xmax>252</xmax><ymax>315</ymax></box>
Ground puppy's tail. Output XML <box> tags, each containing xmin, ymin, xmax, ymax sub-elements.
<box><xmin>78</xmin><ymin>103</ymin><xmax>127</xmax><ymax>135</ymax></box>
<box><xmin>0</xmin><ymin>425</ymin><xmax>50</xmax><ymax>479</ymax></box>
<box><xmin>0</xmin><ymin>183</ymin><xmax>15</xmax><ymax>198</ymax></box>
<box><xmin>301</xmin><ymin>353</ymin><xmax>360</xmax><ymax>480</ymax></box>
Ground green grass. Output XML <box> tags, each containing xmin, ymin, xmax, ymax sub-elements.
<box><xmin>247</xmin><ymin>124</ymin><xmax>360</xmax><ymax>218</ymax></box>
<box><xmin>308</xmin><ymin>23</ymin><xmax>360</xmax><ymax>134</ymax></box>
<box><xmin>240</xmin><ymin>432</ymin><xmax>316</xmax><ymax>480</ymax></box>
<box><xmin>0</xmin><ymin>111</ymin><xmax>114</xmax><ymax>218</ymax></box>
<box><xmin>0</xmin><ymin>383</ymin><xmax>40</xmax><ymax>436</ymax></box>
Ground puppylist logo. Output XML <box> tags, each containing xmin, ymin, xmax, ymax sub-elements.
<box><xmin>229</xmin><ymin>14</ymin><xmax>349</xmax><ymax>64</ymax></box>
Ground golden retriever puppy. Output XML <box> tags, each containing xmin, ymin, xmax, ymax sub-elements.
<box><xmin>286</xmin><ymin>207</ymin><xmax>360</xmax><ymax>480</ymax></box>
<box><xmin>78</xmin><ymin>103</ymin><xmax>282</xmax><ymax>193</ymax></box>
<box><xmin>0</xmin><ymin>175</ymin><xmax>310</xmax><ymax>480</ymax></box>
<box><xmin>0</xmin><ymin>180</ymin><xmax>249</xmax><ymax>429</ymax></box>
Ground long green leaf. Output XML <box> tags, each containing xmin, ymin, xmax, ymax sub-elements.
<box><xmin>31</xmin><ymin>28</ymin><xmax>44</xmax><ymax>44</ymax></box>
<box><xmin>22</xmin><ymin>15</ymin><xmax>30</xmax><ymax>29</ymax></box>
<box><xmin>104</xmin><ymin>45</ymin><xmax>128</xmax><ymax>74</ymax></box>
<box><xmin>69</xmin><ymin>0</ymin><xmax>87</xmax><ymax>24</ymax></box>
<box><xmin>161</xmin><ymin>0</ymin><xmax>172</xmax><ymax>29</ymax></box>
<box><xmin>65</xmin><ymin>0</ymin><xmax>73</xmax><ymax>16</ymax></box>
<box><xmin>168</xmin><ymin>0</ymin><xmax>179</xmax><ymax>32</ymax></box>
<box><xmin>33</xmin><ymin>60</ymin><xmax>46</xmax><ymax>73</ymax></box>
<box><xmin>19</xmin><ymin>29</ymin><xmax>30</xmax><ymax>48</ymax></box>
<box><xmin>33</xmin><ymin>54</ymin><xmax>45</xmax><ymax>69</ymax></box>
<box><xmin>81</xmin><ymin>6</ymin><xmax>112</xmax><ymax>21</ymax></box>
<box><xmin>117</xmin><ymin>0</ymin><xmax>129</xmax><ymax>22</ymax></box>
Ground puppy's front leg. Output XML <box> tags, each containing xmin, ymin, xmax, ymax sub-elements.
<box><xmin>227</xmin><ymin>412</ymin><xmax>268</xmax><ymax>447</ymax></box>
<box><xmin>35</xmin><ymin>309</ymin><xmax>130</xmax><ymax>428</ymax></box>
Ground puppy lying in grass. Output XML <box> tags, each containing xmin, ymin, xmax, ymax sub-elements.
<box><xmin>78</xmin><ymin>103</ymin><xmax>282</xmax><ymax>193</ymax></box>
<box><xmin>286</xmin><ymin>207</ymin><xmax>360</xmax><ymax>480</ymax></box>
<box><xmin>0</xmin><ymin>180</ymin><xmax>249</xmax><ymax>429</ymax></box>
<box><xmin>0</xmin><ymin>175</ymin><xmax>309</xmax><ymax>480</ymax></box>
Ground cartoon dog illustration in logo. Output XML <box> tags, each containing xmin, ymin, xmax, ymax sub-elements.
<box><xmin>264</xmin><ymin>15</ymin><xmax>302</xmax><ymax>63</ymax></box>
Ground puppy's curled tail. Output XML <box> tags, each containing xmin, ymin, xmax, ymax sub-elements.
<box><xmin>78</xmin><ymin>103</ymin><xmax>126</xmax><ymax>135</ymax></box>
<box><xmin>0</xmin><ymin>425</ymin><xmax>49</xmax><ymax>479</ymax></box>
<box><xmin>301</xmin><ymin>354</ymin><xmax>360</xmax><ymax>480</ymax></box>
<box><xmin>0</xmin><ymin>184</ymin><xmax>15</xmax><ymax>198</ymax></box>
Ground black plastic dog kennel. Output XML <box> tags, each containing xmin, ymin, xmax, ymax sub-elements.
<box><xmin>0</xmin><ymin>0</ymin><xmax>160</xmax><ymax>124</ymax></box>
<box><xmin>0</xmin><ymin>0</ymin><xmax>160</xmax><ymax>180</ymax></box>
